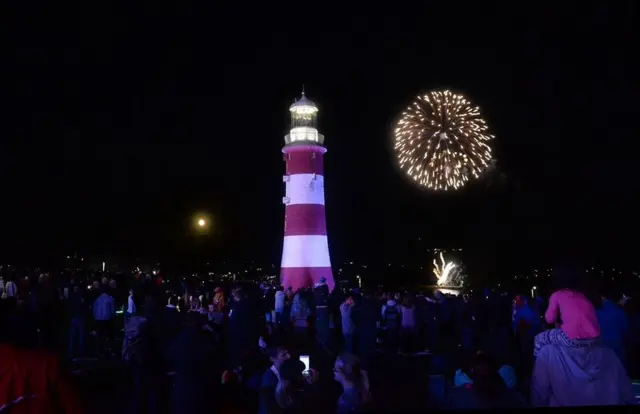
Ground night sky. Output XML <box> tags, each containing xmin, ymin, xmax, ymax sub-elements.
<box><xmin>4</xmin><ymin>3</ymin><xmax>637</xmax><ymax>271</ymax></box>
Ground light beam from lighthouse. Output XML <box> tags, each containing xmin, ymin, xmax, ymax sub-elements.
<box><xmin>280</xmin><ymin>91</ymin><xmax>335</xmax><ymax>292</ymax></box>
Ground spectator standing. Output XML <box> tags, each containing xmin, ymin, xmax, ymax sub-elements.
<box><xmin>126</xmin><ymin>288</ymin><xmax>136</xmax><ymax>317</ymax></box>
<box><xmin>340</xmin><ymin>297</ymin><xmax>355</xmax><ymax>353</ymax></box>
<box><xmin>596</xmin><ymin>289</ymin><xmax>629</xmax><ymax>369</ymax></box>
<box><xmin>67</xmin><ymin>286</ymin><xmax>86</xmax><ymax>359</ymax></box>
<box><xmin>274</xmin><ymin>286</ymin><xmax>286</xmax><ymax>326</ymax></box>
<box><xmin>92</xmin><ymin>286</ymin><xmax>115</xmax><ymax>350</ymax></box>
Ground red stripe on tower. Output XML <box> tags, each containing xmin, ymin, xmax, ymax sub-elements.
<box><xmin>280</xmin><ymin>92</ymin><xmax>334</xmax><ymax>292</ymax></box>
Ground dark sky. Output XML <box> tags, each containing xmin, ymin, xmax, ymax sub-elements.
<box><xmin>4</xmin><ymin>3</ymin><xmax>638</xmax><ymax>269</ymax></box>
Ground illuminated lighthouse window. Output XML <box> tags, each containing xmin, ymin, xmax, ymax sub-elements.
<box><xmin>291</xmin><ymin>105</ymin><xmax>318</xmax><ymax>129</ymax></box>
<box><xmin>289</xmin><ymin>127</ymin><xmax>319</xmax><ymax>143</ymax></box>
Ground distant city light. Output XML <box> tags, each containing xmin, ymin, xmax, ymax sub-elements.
<box><xmin>198</xmin><ymin>218</ymin><xmax>206</xmax><ymax>227</ymax></box>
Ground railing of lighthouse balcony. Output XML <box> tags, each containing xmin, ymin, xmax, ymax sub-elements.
<box><xmin>285</xmin><ymin>127</ymin><xmax>325</xmax><ymax>145</ymax></box>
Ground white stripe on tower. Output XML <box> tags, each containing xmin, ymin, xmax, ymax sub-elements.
<box><xmin>281</xmin><ymin>235</ymin><xmax>331</xmax><ymax>267</ymax></box>
<box><xmin>284</xmin><ymin>174</ymin><xmax>326</xmax><ymax>206</ymax></box>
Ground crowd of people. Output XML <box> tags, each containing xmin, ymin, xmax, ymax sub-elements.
<box><xmin>0</xmin><ymin>265</ymin><xmax>637</xmax><ymax>412</ymax></box>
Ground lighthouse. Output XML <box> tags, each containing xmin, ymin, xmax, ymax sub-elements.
<box><xmin>280</xmin><ymin>91</ymin><xmax>335</xmax><ymax>292</ymax></box>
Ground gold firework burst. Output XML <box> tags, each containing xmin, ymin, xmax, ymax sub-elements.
<box><xmin>393</xmin><ymin>90</ymin><xmax>494</xmax><ymax>191</ymax></box>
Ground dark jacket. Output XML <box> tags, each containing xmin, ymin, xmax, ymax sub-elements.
<box><xmin>446</xmin><ymin>385</ymin><xmax>527</xmax><ymax>409</ymax></box>
<box><xmin>353</xmin><ymin>299</ymin><xmax>378</xmax><ymax>339</ymax></box>
<box><xmin>596</xmin><ymin>300</ymin><xmax>628</xmax><ymax>365</ymax></box>
<box><xmin>68</xmin><ymin>292</ymin><xmax>85</xmax><ymax>319</ymax></box>
<box><xmin>167</xmin><ymin>328</ymin><xmax>217</xmax><ymax>413</ymax></box>
<box><xmin>162</xmin><ymin>306</ymin><xmax>182</xmax><ymax>345</ymax></box>
<box><xmin>229</xmin><ymin>299</ymin><xmax>258</xmax><ymax>344</ymax></box>
<box><xmin>313</xmin><ymin>284</ymin><xmax>330</xmax><ymax>307</ymax></box>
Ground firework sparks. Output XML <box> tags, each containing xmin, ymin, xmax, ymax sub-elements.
<box><xmin>433</xmin><ymin>252</ymin><xmax>465</xmax><ymax>287</ymax></box>
<box><xmin>393</xmin><ymin>90</ymin><xmax>494</xmax><ymax>191</ymax></box>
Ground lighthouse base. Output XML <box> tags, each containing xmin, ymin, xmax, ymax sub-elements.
<box><xmin>280</xmin><ymin>266</ymin><xmax>334</xmax><ymax>292</ymax></box>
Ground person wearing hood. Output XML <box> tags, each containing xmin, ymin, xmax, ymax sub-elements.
<box><xmin>531</xmin><ymin>340</ymin><xmax>635</xmax><ymax>406</ymax></box>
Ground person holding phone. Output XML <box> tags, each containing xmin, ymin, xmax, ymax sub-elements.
<box><xmin>259</xmin><ymin>345</ymin><xmax>291</xmax><ymax>413</ymax></box>
<box><xmin>299</xmin><ymin>355</ymin><xmax>310</xmax><ymax>374</ymax></box>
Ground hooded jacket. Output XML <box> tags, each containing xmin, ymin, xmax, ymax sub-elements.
<box><xmin>531</xmin><ymin>343</ymin><xmax>635</xmax><ymax>406</ymax></box>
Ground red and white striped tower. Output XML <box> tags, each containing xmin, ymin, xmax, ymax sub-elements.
<box><xmin>280</xmin><ymin>91</ymin><xmax>334</xmax><ymax>292</ymax></box>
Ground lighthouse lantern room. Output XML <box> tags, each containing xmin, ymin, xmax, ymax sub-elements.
<box><xmin>285</xmin><ymin>93</ymin><xmax>324</xmax><ymax>145</ymax></box>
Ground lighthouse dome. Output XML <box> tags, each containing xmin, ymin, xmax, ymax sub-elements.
<box><xmin>289</xmin><ymin>93</ymin><xmax>318</xmax><ymax>113</ymax></box>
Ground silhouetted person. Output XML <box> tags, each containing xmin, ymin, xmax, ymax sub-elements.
<box><xmin>167</xmin><ymin>312</ymin><xmax>217</xmax><ymax>414</ymax></box>
<box><xmin>228</xmin><ymin>288</ymin><xmax>259</xmax><ymax>368</ymax></box>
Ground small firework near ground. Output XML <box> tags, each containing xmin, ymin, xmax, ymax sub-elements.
<box><xmin>433</xmin><ymin>252</ymin><xmax>465</xmax><ymax>288</ymax></box>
